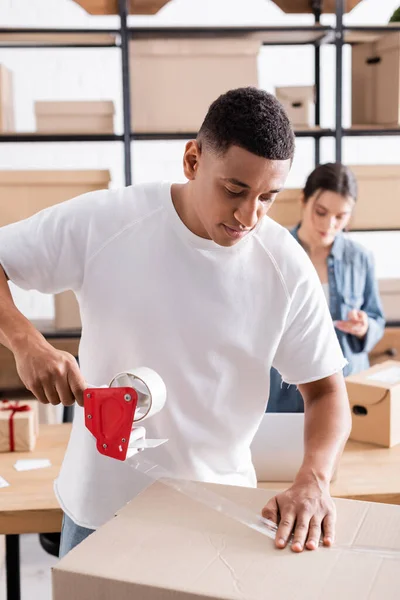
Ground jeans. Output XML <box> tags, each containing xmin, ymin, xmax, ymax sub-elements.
<box><xmin>59</xmin><ymin>513</ymin><xmax>95</xmax><ymax>558</ymax></box>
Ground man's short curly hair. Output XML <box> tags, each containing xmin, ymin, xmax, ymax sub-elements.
<box><xmin>198</xmin><ymin>87</ymin><xmax>295</xmax><ymax>161</ymax></box>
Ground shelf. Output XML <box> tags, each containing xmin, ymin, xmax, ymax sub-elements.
<box><xmin>0</xmin><ymin>133</ymin><xmax>123</xmax><ymax>142</ymax></box>
<box><xmin>344</xmin><ymin>127</ymin><xmax>400</xmax><ymax>137</ymax></box>
<box><xmin>129</xmin><ymin>26</ymin><xmax>334</xmax><ymax>46</ymax></box>
<box><xmin>0</xmin><ymin>28</ymin><xmax>118</xmax><ymax>48</ymax></box>
<box><xmin>345</xmin><ymin>24</ymin><xmax>400</xmax><ymax>45</ymax></box>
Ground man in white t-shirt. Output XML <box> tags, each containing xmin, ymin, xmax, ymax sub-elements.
<box><xmin>0</xmin><ymin>87</ymin><xmax>350</xmax><ymax>557</ymax></box>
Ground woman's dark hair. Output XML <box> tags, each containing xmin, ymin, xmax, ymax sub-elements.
<box><xmin>303</xmin><ymin>163</ymin><xmax>357</xmax><ymax>202</ymax></box>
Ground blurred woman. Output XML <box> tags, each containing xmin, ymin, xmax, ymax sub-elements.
<box><xmin>267</xmin><ymin>163</ymin><xmax>385</xmax><ymax>413</ymax></box>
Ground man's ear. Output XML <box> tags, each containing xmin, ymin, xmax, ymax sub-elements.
<box><xmin>183</xmin><ymin>140</ymin><xmax>201</xmax><ymax>181</ymax></box>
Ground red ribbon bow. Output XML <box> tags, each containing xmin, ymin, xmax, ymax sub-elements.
<box><xmin>0</xmin><ymin>402</ymin><xmax>31</xmax><ymax>452</ymax></box>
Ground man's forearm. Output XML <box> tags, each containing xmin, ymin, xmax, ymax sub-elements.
<box><xmin>296</xmin><ymin>375</ymin><xmax>352</xmax><ymax>486</ymax></box>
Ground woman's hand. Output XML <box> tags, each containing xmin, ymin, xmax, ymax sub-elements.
<box><xmin>334</xmin><ymin>309</ymin><xmax>369</xmax><ymax>339</ymax></box>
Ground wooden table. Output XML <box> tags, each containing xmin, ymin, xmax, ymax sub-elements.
<box><xmin>258</xmin><ymin>439</ymin><xmax>400</xmax><ymax>505</ymax></box>
<box><xmin>0</xmin><ymin>424</ymin><xmax>71</xmax><ymax>600</ymax></box>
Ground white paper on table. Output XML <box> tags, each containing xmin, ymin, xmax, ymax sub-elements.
<box><xmin>0</xmin><ymin>475</ymin><xmax>10</xmax><ymax>488</ymax></box>
<box><xmin>13</xmin><ymin>459</ymin><xmax>52</xmax><ymax>472</ymax></box>
<box><xmin>367</xmin><ymin>367</ymin><xmax>400</xmax><ymax>385</ymax></box>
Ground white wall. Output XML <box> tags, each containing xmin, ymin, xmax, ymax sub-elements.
<box><xmin>0</xmin><ymin>0</ymin><xmax>399</xmax><ymax>317</ymax></box>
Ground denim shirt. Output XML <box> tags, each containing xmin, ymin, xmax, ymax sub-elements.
<box><xmin>267</xmin><ymin>225</ymin><xmax>385</xmax><ymax>413</ymax></box>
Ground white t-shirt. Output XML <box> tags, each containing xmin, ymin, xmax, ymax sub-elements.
<box><xmin>0</xmin><ymin>182</ymin><xmax>346</xmax><ymax>529</ymax></box>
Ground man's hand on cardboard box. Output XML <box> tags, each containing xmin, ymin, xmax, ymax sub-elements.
<box><xmin>262</xmin><ymin>475</ymin><xmax>335</xmax><ymax>553</ymax></box>
<box><xmin>13</xmin><ymin>336</ymin><xmax>87</xmax><ymax>407</ymax></box>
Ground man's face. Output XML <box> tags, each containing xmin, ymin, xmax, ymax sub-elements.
<box><xmin>183</xmin><ymin>142</ymin><xmax>292</xmax><ymax>247</ymax></box>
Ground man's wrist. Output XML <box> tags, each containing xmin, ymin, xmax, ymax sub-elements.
<box><xmin>294</xmin><ymin>464</ymin><xmax>332</xmax><ymax>489</ymax></box>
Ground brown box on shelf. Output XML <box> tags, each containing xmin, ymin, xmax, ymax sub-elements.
<box><xmin>35</xmin><ymin>101</ymin><xmax>115</xmax><ymax>134</ymax></box>
<box><xmin>0</xmin><ymin>170</ymin><xmax>111</xmax><ymax>227</ymax></box>
<box><xmin>0</xmin><ymin>64</ymin><xmax>15</xmax><ymax>132</ymax></box>
<box><xmin>348</xmin><ymin>165</ymin><xmax>400</xmax><ymax>230</ymax></box>
<box><xmin>54</xmin><ymin>291</ymin><xmax>81</xmax><ymax>330</ymax></box>
<box><xmin>379</xmin><ymin>279</ymin><xmax>400</xmax><ymax>321</ymax></box>
<box><xmin>0</xmin><ymin>399</ymin><xmax>39</xmax><ymax>452</ymax></box>
<box><xmin>352</xmin><ymin>32</ymin><xmax>400</xmax><ymax>126</ymax></box>
<box><xmin>72</xmin><ymin>0</ymin><xmax>170</xmax><ymax>14</ymax></box>
<box><xmin>345</xmin><ymin>360</ymin><xmax>400</xmax><ymax>447</ymax></box>
<box><xmin>129</xmin><ymin>38</ymin><xmax>260</xmax><ymax>133</ymax></box>
<box><xmin>370</xmin><ymin>328</ymin><xmax>400</xmax><ymax>366</ymax></box>
<box><xmin>270</xmin><ymin>0</ymin><xmax>363</xmax><ymax>13</ymax></box>
<box><xmin>267</xmin><ymin>189</ymin><xmax>301</xmax><ymax>229</ymax></box>
<box><xmin>275</xmin><ymin>86</ymin><xmax>314</xmax><ymax>127</ymax></box>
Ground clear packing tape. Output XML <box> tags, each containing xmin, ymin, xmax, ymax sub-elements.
<box><xmin>127</xmin><ymin>453</ymin><xmax>400</xmax><ymax>560</ymax></box>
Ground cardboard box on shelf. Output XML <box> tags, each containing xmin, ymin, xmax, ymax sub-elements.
<box><xmin>53</xmin><ymin>480</ymin><xmax>400</xmax><ymax>599</ymax></box>
<box><xmin>129</xmin><ymin>38</ymin><xmax>260</xmax><ymax>133</ymax></box>
<box><xmin>72</xmin><ymin>0</ymin><xmax>171</xmax><ymax>14</ymax></box>
<box><xmin>267</xmin><ymin>188</ymin><xmax>301</xmax><ymax>229</ymax></box>
<box><xmin>54</xmin><ymin>291</ymin><xmax>81</xmax><ymax>330</ymax></box>
<box><xmin>345</xmin><ymin>359</ymin><xmax>400</xmax><ymax>447</ymax></box>
<box><xmin>270</xmin><ymin>0</ymin><xmax>363</xmax><ymax>13</ymax></box>
<box><xmin>275</xmin><ymin>86</ymin><xmax>315</xmax><ymax>127</ymax></box>
<box><xmin>35</xmin><ymin>100</ymin><xmax>115</xmax><ymax>134</ymax></box>
<box><xmin>0</xmin><ymin>64</ymin><xmax>15</xmax><ymax>132</ymax></box>
<box><xmin>348</xmin><ymin>165</ymin><xmax>400</xmax><ymax>230</ymax></box>
<box><xmin>378</xmin><ymin>279</ymin><xmax>400</xmax><ymax>321</ymax></box>
<box><xmin>352</xmin><ymin>32</ymin><xmax>400</xmax><ymax>126</ymax></box>
<box><xmin>0</xmin><ymin>399</ymin><xmax>39</xmax><ymax>452</ymax></box>
<box><xmin>0</xmin><ymin>170</ymin><xmax>111</xmax><ymax>227</ymax></box>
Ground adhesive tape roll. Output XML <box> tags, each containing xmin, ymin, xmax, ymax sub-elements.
<box><xmin>108</xmin><ymin>367</ymin><xmax>166</xmax><ymax>422</ymax></box>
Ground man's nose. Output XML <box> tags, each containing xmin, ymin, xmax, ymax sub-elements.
<box><xmin>234</xmin><ymin>198</ymin><xmax>259</xmax><ymax>229</ymax></box>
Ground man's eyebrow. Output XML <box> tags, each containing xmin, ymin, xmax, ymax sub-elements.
<box><xmin>224</xmin><ymin>178</ymin><xmax>251</xmax><ymax>189</ymax></box>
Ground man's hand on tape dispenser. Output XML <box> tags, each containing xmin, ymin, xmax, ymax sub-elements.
<box><xmin>14</xmin><ymin>338</ymin><xmax>86</xmax><ymax>407</ymax></box>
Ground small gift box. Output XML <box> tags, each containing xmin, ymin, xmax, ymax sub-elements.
<box><xmin>0</xmin><ymin>399</ymin><xmax>39</xmax><ymax>452</ymax></box>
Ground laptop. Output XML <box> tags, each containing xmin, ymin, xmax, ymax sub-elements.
<box><xmin>250</xmin><ymin>413</ymin><xmax>305</xmax><ymax>482</ymax></box>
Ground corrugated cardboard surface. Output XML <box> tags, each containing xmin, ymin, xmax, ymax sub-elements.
<box><xmin>276</xmin><ymin>86</ymin><xmax>314</xmax><ymax>127</ymax></box>
<box><xmin>268</xmin><ymin>188</ymin><xmax>301</xmax><ymax>228</ymax></box>
<box><xmin>53</xmin><ymin>481</ymin><xmax>400</xmax><ymax>600</ymax></box>
<box><xmin>0</xmin><ymin>399</ymin><xmax>39</xmax><ymax>452</ymax></box>
<box><xmin>379</xmin><ymin>279</ymin><xmax>400</xmax><ymax>320</ymax></box>
<box><xmin>346</xmin><ymin>360</ymin><xmax>400</xmax><ymax>447</ymax></box>
<box><xmin>349</xmin><ymin>165</ymin><xmax>400</xmax><ymax>230</ymax></box>
<box><xmin>271</xmin><ymin>0</ymin><xmax>362</xmax><ymax>13</ymax></box>
<box><xmin>129</xmin><ymin>38</ymin><xmax>260</xmax><ymax>133</ymax></box>
<box><xmin>35</xmin><ymin>101</ymin><xmax>115</xmax><ymax>116</ymax></box>
<box><xmin>72</xmin><ymin>0</ymin><xmax>170</xmax><ymax>15</ymax></box>
<box><xmin>370</xmin><ymin>328</ymin><xmax>400</xmax><ymax>366</ymax></box>
<box><xmin>54</xmin><ymin>291</ymin><xmax>81</xmax><ymax>330</ymax></box>
<box><xmin>0</xmin><ymin>169</ymin><xmax>110</xmax><ymax>226</ymax></box>
<box><xmin>35</xmin><ymin>101</ymin><xmax>115</xmax><ymax>133</ymax></box>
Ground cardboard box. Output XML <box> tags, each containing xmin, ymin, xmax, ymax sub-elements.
<box><xmin>54</xmin><ymin>290</ymin><xmax>81</xmax><ymax>330</ymax></box>
<box><xmin>270</xmin><ymin>0</ymin><xmax>363</xmax><ymax>13</ymax></box>
<box><xmin>352</xmin><ymin>33</ymin><xmax>400</xmax><ymax>126</ymax></box>
<box><xmin>0</xmin><ymin>169</ymin><xmax>110</xmax><ymax>227</ymax></box>
<box><xmin>267</xmin><ymin>188</ymin><xmax>301</xmax><ymax>228</ymax></box>
<box><xmin>72</xmin><ymin>0</ymin><xmax>170</xmax><ymax>14</ymax></box>
<box><xmin>0</xmin><ymin>399</ymin><xmax>39</xmax><ymax>452</ymax></box>
<box><xmin>379</xmin><ymin>279</ymin><xmax>400</xmax><ymax>321</ymax></box>
<box><xmin>53</xmin><ymin>480</ymin><xmax>400</xmax><ymax>599</ymax></box>
<box><xmin>348</xmin><ymin>165</ymin><xmax>400</xmax><ymax>230</ymax></box>
<box><xmin>370</xmin><ymin>328</ymin><xmax>400</xmax><ymax>366</ymax></box>
<box><xmin>275</xmin><ymin>86</ymin><xmax>315</xmax><ymax>127</ymax></box>
<box><xmin>0</xmin><ymin>64</ymin><xmax>15</xmax><ymax>132</ymax></box>
<box><xmin>346</xmin><ymin>360</ymin><xmax>400</xmax><ymax>447</ymax></box>
<box><xmin>35</xmin><ymin>101</ymin><xmax>115</xmax><ymax>134</ymax></box>
<box><xmin>129</xmin><ymin>38</ymin><xmax>260</xmax><ymax>133</ymax></box>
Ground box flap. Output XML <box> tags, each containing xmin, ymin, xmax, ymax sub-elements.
<box><xmin>130</xmin><ymin>38</ymin><xmax>261</xmax><ymax>57</ymax></box>
<box><xmin>0</xmin><ymin>170</ymin><xmax>111</xmax><ymax>186</ymax></box>
<box><xmin>53</xmin><ymin>481</ymin><xmax>400</xmax><ymax>600</ymax></box>
<box><xmin>35</xmin><ymin>100</ymin><xmax>115</xmax><ymax>116</ymax></box>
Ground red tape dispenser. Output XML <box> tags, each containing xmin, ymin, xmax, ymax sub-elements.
<box><xmin>84</xmin><ymin>367</ymin><xmax>168</xmax><ymax>461</ymax></box>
